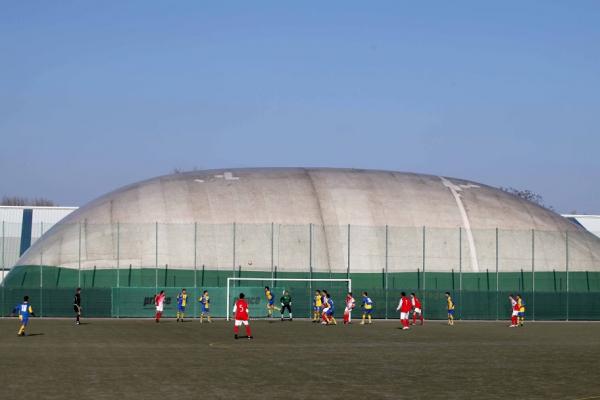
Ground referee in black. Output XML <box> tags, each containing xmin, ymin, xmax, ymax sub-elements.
<box><xmin>73</xmin><ymin>288</ymin><xmax>82</xmax><ymax>325</ymax></box>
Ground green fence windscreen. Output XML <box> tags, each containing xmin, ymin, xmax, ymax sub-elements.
<box><xmin>3</xmin><ymin>266</ymin><xmax>600</xmax><ymax>320</ymax></box>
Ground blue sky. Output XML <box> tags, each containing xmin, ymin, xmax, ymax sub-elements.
<box><xmin>1</xmin><ymin>1</ymin><xmax>599</xmax><ymax>213</ymax></box>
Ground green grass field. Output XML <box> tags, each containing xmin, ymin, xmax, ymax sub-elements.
<box><xmin>1</xmin><ymin>318</ymin><xmax>600</xmax><ymax>399</ymax></box>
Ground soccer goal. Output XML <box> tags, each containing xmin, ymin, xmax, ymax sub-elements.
<box><xmin>226</xmin><ymin>277</ymin><xmax>352</xmax><ymax>321</ymax></box>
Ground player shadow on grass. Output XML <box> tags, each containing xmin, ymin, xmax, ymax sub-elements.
<box><xmin>26</xmin><ymin>333</ymin><xmax>44</xmax><ymax>337</ymax></box>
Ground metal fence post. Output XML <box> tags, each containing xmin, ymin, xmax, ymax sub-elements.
<box><xmin>422</xmin><ymin>226</ymin><xmax>426</xmax><ymax>291</ymax></box>
<box><xmin>459</xmin><ymin>227</ymin><xmax>462</xmax><ymax>320</ymax></box>
<box><xmin>496</xmin><ymin>227</ymin><xmax>499</xmax><ymax>321</ymax></box>
<box><xmin>78</xmin><ymin>222</ymin><xmax>82</xmax><ymax>287</ymax></box>
<box><xmin>40</xmin><ymin>222</ymin><xmax>44</xmax><ymax>318</ymax></box>
<box><xmin>531</xmin><ymin>229</ymin><xmax>535</xmax><ymax>321</ymax></box>
<box><xmin>271</xmin><ymin>222</ymin><xmax>274</xmax><ymax>288</ymax></box>
<box><xmin>1</xmin><ymin>221</ymin><xmax>4</xmax><ymax>318</ymax></box>
<box><xmin>194</xmin><ymin>222</ymin><xmax>198</xmax><ymax>288</ymax></box>
<box><xmin>1</xmin><ymin>220</ymin><xmax>4</xmax><ymax>285</ymax></box>
<box><xmin>347</xmin><ymin>224</ymin><xmax>351</xmax><ymax>280</ymax></box>
<box><xmin>309</xmin><ymin>224</ymin><xmax>313</xmax><ymax>281</ymax></box>
<box><xmin>232</xmin><ymin>222</ymin><xmax>236</xmax><ymax>287</ymax></box>
<box><xmin>385</xmin><ymin>224</ymin><xmax>389</xmax><ymax>319</ymax></box>
<box><xmin>116</xmin><ymin>222</ymin><xmax>120</xmax><ymax>318</ymax></box>
<box><xmin>566</xmin><ymin>231</ymin><xmax>569</xmax><ymax>321</ymax></box>
<box><xmin>194</xmin><ymin>222</ymin><xmax>198</xmax><ymax>319</ymax></box>
<box><xmin>164</xmin><ymin>263</ymin><xmax>168</xmax><ymax>287</ymax></box>
<box><xmin>116</xmin><ymin>222</ymin><xmax>120</xmax><ymax>289</ymax></box>
<box><xmin>192</xmin><ymin>222</ymin><xmax>198</xmax><ymax>319</ymax></box>
<box><xmin>309</xmin><ymin>223</ymin><xmax>313</xmax><ymax>316</ymax></box>
<box><xmin>155</xmin><ymin>222</ymin><xmax>158</xmax><ymax>291</ymax></box>
<box><xmin>1</xmin><ymin>221</ymin><xmax>4</xmax><ymax>284</ymax></box>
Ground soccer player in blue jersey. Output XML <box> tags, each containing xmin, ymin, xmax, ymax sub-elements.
<box><xmin>17</xmin><ymin>296</ymin><xmax>35</xmax><ymax>336</ymax></box>
<box><xmin>176</xmin><ymin>289</ymin><xmax>188</xmax><ymax>322</ymax></box>
<box><xmin>360</xmin><ymin>291</ymin><xmax>374</xmax><ymax>325</ymax></box>
<box><xmin>321</xmin><ymin>293</ymin><xmax>337</xmax><ymax>325</ymax></box>
<box><xmin>199</xmin><ymin>290</ymin><xmax>212</xmax><ymax>323</ymax></box>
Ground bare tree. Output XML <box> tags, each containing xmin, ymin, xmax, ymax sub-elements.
<box><xmin>500</xmin><ymin>187</ymin><xmax>553</xmax><ymax>210</ymax></box>
<box><xmin>1</xmin><ymin>196</ymin><xmax>27</xmax><ymax>206</ymax></box>
<box><xmin>1</xmin><ymin>196</ymin><xmax>57</xmax><ymax>207</ymax></box>
<box><xmin>31</xmin><ymin>198</ymin><xmax>56</xmax><ymax>206</ymax></box>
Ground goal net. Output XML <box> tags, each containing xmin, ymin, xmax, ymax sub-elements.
<box><xmin>226</xmin><ymin>277</ymin><xmax>352</xmax><ymax>321</ymax></box>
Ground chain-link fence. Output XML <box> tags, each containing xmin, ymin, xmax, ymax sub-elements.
<box><xmin>1</xmin><ymin>222</ymin><xmax>600</xmax><ymax>320</ymax></box>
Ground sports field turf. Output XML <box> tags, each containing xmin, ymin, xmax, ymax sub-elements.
<box><xmin>1</xmin><ymin>318</ymin><xmax>600</xmax><ymax>399</ymax></box>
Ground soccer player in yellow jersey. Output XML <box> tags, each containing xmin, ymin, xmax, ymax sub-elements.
<box><xmin>176</xmin><ymin>289</ymin><xmax>188</xmax><ymax>322</ymax></box>
<box><xmin>445</xmin><ymin>292</ymin><xmax>455</xmax><ymax>325</ymax></box>
<box><xmin>360</xmin><ymin>292</ymin><xmax>373</xmax><ymax>325</ymax></box>
<box><xmin>516</xmin><ymin>295</ymin><xmax>526</xmax><ymax>326</ymax></box>
<box><xmin>312</xmin><ymin>290</ymin><xmax>322</xmax><ymax>322</ymax></box>
<box><xmin>199</xmin><ymin>290</ymin><xmax>212</xmax><ymax>323</ymax></box>
<box><xmin>264</xmin><ymin>286</ymin><xmax>279</xmax><ymax>318</ymax></box>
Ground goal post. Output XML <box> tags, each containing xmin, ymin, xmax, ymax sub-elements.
<box><xmin>226</xmin><ymin>277</ymin><xmax>352</xmax><ymax>321</ymax></box>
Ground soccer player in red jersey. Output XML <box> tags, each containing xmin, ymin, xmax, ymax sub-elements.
<box><xmin>509</xmin><ymin>294</ymin><xmax>519</xmax><ymax>328</ymax></box>
<box><xmin>410</xmin><ymin>293</ymin><xmax>424</xmax><ymax>325</ymax></box>
<box><xmin>396</xmin><ymin>292</ymin><xmax>412</xmax><ymax>330</ymax></box>
<box><xmin>154</xmin><ymin>290</ymin><xmax>166</xmax><ymax>323</ymax></box>
<box><xmin>343</xmin><ymin>292</ymin><xmax>355</xmax><ymax>324</ymax></box>
<box><xmin>232</xmin><ymin>293</ymin><xmax>253</xmax><ymax>340</ymax></box>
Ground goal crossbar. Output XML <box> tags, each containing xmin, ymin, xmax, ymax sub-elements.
<box><xmin>226</xmin><ymin>277</ymin><xmax>352</xmax><ymax>321</ymax></box>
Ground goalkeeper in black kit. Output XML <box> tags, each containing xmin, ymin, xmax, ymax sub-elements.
<box><xmin>73</xmin><ymin>288</ymin><xmax>82</xmax><ymax>325</ymax></box>
<box><xmin>280</xmin><ymin>291</ymin><xmax>293</xmax><ymax>321</ymax></box>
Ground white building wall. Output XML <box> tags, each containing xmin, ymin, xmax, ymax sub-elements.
<box><xmin>0</xmin><ymin>206</ymin><xmax>77</xmax><ymax>283</ymax></box>
<box><xmin>562</xmin><ymin>215</ymin><xmax>600</xmax><ymax>238</ymax></box>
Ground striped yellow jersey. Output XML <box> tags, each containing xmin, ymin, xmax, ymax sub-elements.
<box><xmin>517</xmin><ymin>298</ymin><xmax>525</xmax><ymax>312</ymax></box>
<box><xmin>315</xmin><ymin>295</ymin><xmax>322</xmax><ymax>308</ymax></box>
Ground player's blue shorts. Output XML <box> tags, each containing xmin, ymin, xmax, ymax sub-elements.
<box><xmin>326</xmin><ymin>309</ymin><xmax>334</xmax><ymax>316</ymax></box>
<box><xmin>20</xmin><ymin>317</ymin><xmax>29</xmax><ymax>325</ymax></box>
<box><xmin>267</xmin><ymin>299</ymin><xmax>274</xmax><ymax>306</ymax></box>
<box><xmin>448</xmin><ymin>309</ymin><xmax>455</xmax><ymax>315</ymax></box>
<box><xmin>201</xmin><ymin>307</ymin><xmax>210</xmax><ymax>314</ymax></box>
<box><xmin>518</xmin><ymin>312</ymin><xmax>524</xmax><ymax>317</ymax></box>
<box><xmin>177</xmin><ymin>305</ymin><xmax>186</xmax><ymax>312</ymax></box>
<box><xmin>363</xmin><ymin>308</ymin><xmax>372</xmax><ymax>314</ymax></box>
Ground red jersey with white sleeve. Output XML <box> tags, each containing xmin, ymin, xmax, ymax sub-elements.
<box><xmin>398</xmin><ymin>296</ymin><xmax>412</xmax><ymax>313</ymax></box>
<box><xmin>233</xmin><ymin>299</ymin><xmax>249</xmax><ymax>321</ymax></box>
<box><xmin>511</xmin><ymin>298</ymin><xmax>519</xmax><ymax>311</ymax></box>
<box><xmin>155</xmin><ymin>293</ymin><xmax>165</xmax><ymax>307</ymax></box>
<box><xmin>412</xmin><ymin>296</ymin><xmax>422</xmax><ymax>309</ymax></box>
<box><xmin>345</xmin><ymin>295</ymin><xmax>355</xmax><ymax>310</ymax></box>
